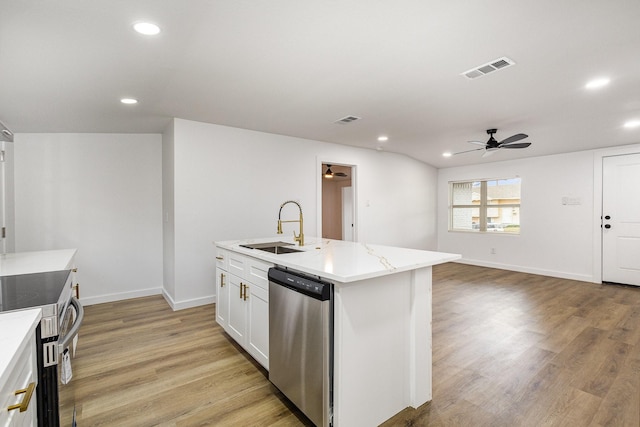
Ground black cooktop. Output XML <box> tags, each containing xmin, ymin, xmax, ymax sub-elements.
<box><xmin>0</xmin><ymin>270</ymin><xmax>71</xmax><ymax>313</ymax></box>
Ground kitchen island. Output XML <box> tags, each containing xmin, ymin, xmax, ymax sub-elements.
<box><xmin>215</xmin><ymin>237</ymin><xmax>460</xmax><ymax>426</ymax></box>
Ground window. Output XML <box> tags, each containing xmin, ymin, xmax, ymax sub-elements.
<box><xmin>449</xmin><ymin>178</ymin><xmax>521</xmax><ymax>234</ymax></box>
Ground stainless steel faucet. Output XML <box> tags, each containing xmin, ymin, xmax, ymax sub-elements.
<box><xmin>277</xmin><ymin>200</ymin><xmax>304</xmax><ymax>246</ymax></box>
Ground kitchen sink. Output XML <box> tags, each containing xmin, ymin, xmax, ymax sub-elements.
<box><xmin>239</xmin><ymin>241</ymin><xmax>303</xmax><ymax>254</ymax></box>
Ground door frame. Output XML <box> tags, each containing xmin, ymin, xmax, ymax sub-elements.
<box><xmin>316</xmin><ymin>158</ymin><xmax>358</xmax><ymax>241</ymax></box>
<box><xmin>592</xmin><ymin>144</ymin><xmax>640</xmax><ymax>283</ymax></box>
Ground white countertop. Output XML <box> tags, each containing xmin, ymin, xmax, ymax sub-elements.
<box><xmin>0</xmin><ymin>249</ymin><xmax>77</xmax><ymax>277</ymax></box>
<box><xmin>0</xmin><ymin>309</ymin><xmax>42</xmax><ymax>387</ymax></box>
<box><xmin>215</xmin><ymin>237</ymin><xmax>460</xmax><ymax>283</ymax></box>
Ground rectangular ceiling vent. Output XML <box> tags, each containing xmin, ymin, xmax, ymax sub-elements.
<box><xmin>461</xmin><ymin>57</ymin><xmax>515</xmax><ymax>80</ymax></box>
<box><xmin>335</xmin><ymin>115</ymin><xmax>361</xmax><ymax>124</ymax></box>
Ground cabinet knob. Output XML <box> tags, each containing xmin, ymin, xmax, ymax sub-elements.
<box><xmin>604</xmin><ymin>224</ymin><xmax>612</xmax><ymax>229</ymax></box>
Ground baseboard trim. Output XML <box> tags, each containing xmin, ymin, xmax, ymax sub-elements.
<box><xmin>454</xmin><ymin>258</ymin><xmax>596</xmax><ymax>283</ymax></box>
<box><xmin>162</xmin><ymin>290</ymin><xmax>215</xmax><ymax>311</ymax></box>
<box><xmin>80</xmin><ymin>287</ymin><xmax>162</xmax><ymax>306</ymax></box>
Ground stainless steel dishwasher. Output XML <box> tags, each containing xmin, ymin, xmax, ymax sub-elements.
<box><xmin>268</xmin><ymin>267</ymin><xmax>333</xmax><ymax>427</ymax></box>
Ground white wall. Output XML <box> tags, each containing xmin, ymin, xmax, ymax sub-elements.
<box><xmin>164</xmin><ymin>118</ymin><xmax>438</xmax><ymax>309</ymax></box>
<box><xmin>437</xmin><ymin>145</ymin><xmax>640</xmax><ymax>283</ymax></box>
<box><xmin>14</xmin><ymin>133</ymin><xmax>164</xmax><ymax>304</ymax></box>
<box><xmin>162</xmin><ymin>121</ymin><xmax>176</xmax><ymax>299</ymax></box>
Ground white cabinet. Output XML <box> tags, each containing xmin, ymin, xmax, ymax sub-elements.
<box><xmin>226</xmin><ymin>272</ymin><xmax>246</xmax><ymax>343</ymax></box>
<box><xmin>0</xmin><ymin>314</ymin><xmax>39</xmax><ymax>427</ymax></box>
<box><xmin>215</xmin><ymin>248</ymin><xmax>272</xmax><ymax>369</ymax></box>
<box><xmin>215</xmin><ymin>267</ymin><xmax>229</xmax><ymax>327</ymax></box>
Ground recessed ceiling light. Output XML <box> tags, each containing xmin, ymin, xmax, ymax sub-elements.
<box><xmin>623</xmin><ymin>119</ymin><xmax>640</xmax><ymax>129</ymax></box>
<box><xmin>120</xmin><ymin>98</ymin><xmax>138</xmax><ymax>104</ymax></box>
<box><xmin>377</xmin><ymin>136</ymin><xmax>389</xmax><ymax>142</ymax></box>
<box><xmin>442</xmin><ymin>152</ymin><xmax>452</xmax><ymax>158</ymax></box>
<box><xmin>585</xmin><ymin>77</ymin><xmax>610</xmax><ymax>89</ymax></box>
<box><xmin>133</xmin><ymin>22</ymin><xmax>161</xmax><ymax>35</ymax></box>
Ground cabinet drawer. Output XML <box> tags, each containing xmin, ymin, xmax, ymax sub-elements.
<box><xmin>215</xmin><ymin>248</ymin><xmax>229</xmax><ymax>270</ymax></box>
<box><xmin>246</xmin><ymin>258</ymin><xmax>271</xmax><ymax>290</ymax></box>
<box><xmin>227</xmin><ymin>251</ymin><xmax>246</xmax><ymax>278</ymax></box>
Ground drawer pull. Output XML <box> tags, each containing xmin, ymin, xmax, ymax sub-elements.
<box><xmin>220</xmin><ymin>273</ymin><xmax>225</xmax><ymax>287</ymax></box>
<box><xmin>7</xmin><ymin>382</ymin><xmax>36</xmax><ymax>412</ymax></box>
<box><xmin>216</xmin><ymin>256</ymin><xmax>224</xmax><ymax>260</ymax></box>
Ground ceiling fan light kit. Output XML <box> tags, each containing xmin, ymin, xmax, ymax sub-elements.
<box><xmin>323</xmin><ymin>164</ymin><xmax>348</xmax><ymax>179</ymax></box>
<box><xmin>324</xmin><ymin>165</ymin><xmax>334</xmax><ymax>178</ymax></box>
<box><xmin>450</xmin><ymin>128</ymin><xmax>532</xmax><ymax>158</ymax></box>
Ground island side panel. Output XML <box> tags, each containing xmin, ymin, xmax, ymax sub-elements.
<box><xmin>333</xmin><ymin>271</ymin><xmax>418</xmax><ymax>427</ymax></box>
<box><xmin>409</xmin><ymin>266</ymin><xmax>432</xmax><ymax>407</ymax></box>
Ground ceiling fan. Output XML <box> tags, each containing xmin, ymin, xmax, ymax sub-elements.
<box><xmin>453</xmin><ymin>129</ymin><xmax>531</xmax><ymax>157</ymax></box>
<box><xmin>323</xmin><ymin>164</ymin><xmax>348</xmax><ymax>179</ymax></box>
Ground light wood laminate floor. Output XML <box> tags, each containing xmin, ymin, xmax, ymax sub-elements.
<box><xmin>71</xmin><ymin>263</ymin><xmax>640</xmax><ymax>426</ymax></box>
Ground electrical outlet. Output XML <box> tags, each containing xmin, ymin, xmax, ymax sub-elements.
<box><xmin>490</xmin><ymin>248</ymin><xmax>496</xmax><ymax>254</ymax></box>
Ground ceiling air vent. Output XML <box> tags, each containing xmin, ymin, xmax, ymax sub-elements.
<box><xmin>461</xmin><ymin>57</ymin><xmax>515</xmax><ymax>80</ymax></box>
<box><xmin>335</xmin><ymin>115</ymin><xmax>361</xmax><ymax>124</ymax></box>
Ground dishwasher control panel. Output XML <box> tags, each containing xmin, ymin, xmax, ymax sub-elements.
<box><xmin>268</xmin><ymin>268</ymin><xmax>331</xmax><ymax>301</ymax></box>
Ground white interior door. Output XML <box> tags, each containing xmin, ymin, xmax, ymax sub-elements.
<box><xmin>341</xmin><ymin>186</ymin><xmax>353</xmax><ymax>241</ymax></box>
<box><xmin>602</xmin><ymin>153</ymin><xmax>640</xmax><ymax>286</ymax></box>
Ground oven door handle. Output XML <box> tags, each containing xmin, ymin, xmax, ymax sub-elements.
<box><xmin>58</xmin><ymin>296</ymin><xmax>84</xmax><ymax>354</ymax></box>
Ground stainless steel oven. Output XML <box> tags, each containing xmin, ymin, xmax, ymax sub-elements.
<box><xmin>0</xmin><ymin>269</ymin><xmax>83</xmax><ymax>426</ymax></box>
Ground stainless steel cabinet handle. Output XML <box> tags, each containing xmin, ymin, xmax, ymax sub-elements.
<box><xmin>7</xmin><ymin>382</ymin><xmax>36</xmax><ymax>412</ymax></box>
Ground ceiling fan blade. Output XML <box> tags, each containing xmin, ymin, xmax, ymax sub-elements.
<box><xmin>452</xmin><ymin>148</ymin><xmax>484</xmax><ymax>155</ymax></box>
<box><xmin>499</xmin><ymin>133</ymin><xmax>528</xmax><ymax>145</ymax></box>
<box><xmin>482</xmin><ymin>148</ymin><xmax>499</xmax><ymax>158</ymax></box>
<box><xmin>467</xmin><ymin>140</ymin><xmax>488</xmax><ymax>146</ymax></box>
<box><xmin>501</xmin><ymin>142</ymin><xmax>532</xmax><ymax>149</ymax></box>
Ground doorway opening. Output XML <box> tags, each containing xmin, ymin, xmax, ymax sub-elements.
<box><xmin>319</xmin><ymin>162</ymin><xmax>356</xmax><ymax>241</ymax></box>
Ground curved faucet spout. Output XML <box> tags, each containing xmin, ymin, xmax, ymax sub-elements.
<box><xmin>277</xmin><ymin>200</ymin><xmax>304</xmax><ymax>246</ymax></box>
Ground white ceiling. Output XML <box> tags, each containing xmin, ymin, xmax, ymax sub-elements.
<box><xmin>1</xmin><ymin>0</ymin><xmax>639</xmax><ymax>168</ymax></box>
